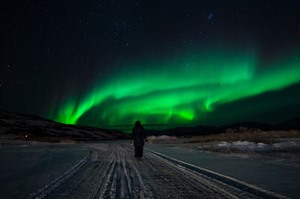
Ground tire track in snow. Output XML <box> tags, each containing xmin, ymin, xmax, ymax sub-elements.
<box><xmin>27</xmin><ymin>150</ymin><xmax>92</xmax><ymax>199</ymax></box>
<box><xmin>40</xmin><ymin>143</ymin><xmax>287</xmax><ymax>199</ymax></box>
<box><xmin>147</xmin><ymin>149</ymin><xmax>288</xmax><ymax>199</ymax></box>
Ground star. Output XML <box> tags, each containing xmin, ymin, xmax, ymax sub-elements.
<box><xmin>207</xmin><ymin>12</ymin><xmax>213</xmax><ymax>21</ymax></box>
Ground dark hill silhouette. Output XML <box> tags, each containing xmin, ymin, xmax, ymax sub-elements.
<box><xmin>276</xmin><ymin>117</ymin><xmax>300</xmax><ymax>130</ymax></box>
<box><xmin>0</xmin><ymin>110</ymin><xmax>129</xmax><ymax>142</ymax></box>
<box><xmin>1</xmin><ymin>109</ymin><xmax>299</xmax><ymax>140</ymax></box>
<box><xmin>146</xmin><ymin>118</ymin><xmax>300</xmax><ymax>137</ymax></box>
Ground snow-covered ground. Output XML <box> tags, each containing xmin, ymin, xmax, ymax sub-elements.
<box><xmin>0</xmin><ymin>141</ymin><xmax>89</xmax><ymax>198</ymax></box>
<box><xmin>0</xmin><ymin>140</ymin><xmax>299</xmax><ymax>198</ymax></box>
<box><xmin>2</xmin><ymin>141</ymin><xmax>244</xmax><ymax>199</ymax></box>
<box><xmin>214</xmin><ymin>139</ymin><xmax>299</xmax><ymax>153</ymax></box>
<box><xmin>145</xmin><ymin>138</ymin><xmax>300</xmax><ymax>199</ymax></box>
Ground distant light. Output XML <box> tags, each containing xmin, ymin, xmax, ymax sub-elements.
<box><xmin>25</xmin><ymin>135</ymin><xmax>28</xmax><ymax>138</ymax></box>
<box><xmin>207</xmin><ymin>12</ymin><xmax>213</xmax><ymax>21</ymax></box>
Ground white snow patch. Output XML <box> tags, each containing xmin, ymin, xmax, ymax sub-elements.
<box><xmin>273</xmin><ymin>141</ymin><xmax>297</xmax><ymax>148</ymax></box>
<box><xmin>148</xmin><ymin>135</ymin><xmax>177</xmax><ymax>140</ymax></box>
<box><xmin>217</xmin><ymin>141</ymin><xmax>271</xmax><ymax>152</ymax></box>
<box><xmin>217</xmin><ymin>141</ymin><xmax>231</xmax><ymax>147</ymax></box>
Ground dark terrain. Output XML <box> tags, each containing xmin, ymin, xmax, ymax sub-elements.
<box><xmin>1</xmin><ymin>109</ymin><xmax>299</xmax><ymax>142</ymax></box>
<box><xmin>0</xmin><ymin>110</ymin><xmax>129</xmax><ymax>142</ymax></box>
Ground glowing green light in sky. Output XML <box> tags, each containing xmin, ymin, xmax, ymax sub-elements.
<box><xmin>49</xmin><ymin>47</ymin><xmax>300</xmax><ymax>127</ymax></box>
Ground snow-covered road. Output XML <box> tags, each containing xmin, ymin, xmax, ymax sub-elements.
<box><xmin>26</xmin><ymin>143</ymin><xmax>287</xmax><ymax>199</ymax></box>
<box><xmin>0</xmin><ymin>143</ymin><xmax>88</xmax><ymax>199</ymax></box>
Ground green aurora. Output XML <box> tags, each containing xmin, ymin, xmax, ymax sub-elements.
<box><xmin>49</xmin><ymin>47</ymin><xmax>300</xmax><ymax>128</ymax></box>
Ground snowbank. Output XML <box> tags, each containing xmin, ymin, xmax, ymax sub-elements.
<box><xmin>215</xmin><ymin>140</ymin><xmax>300</xmax><ymax>153</ymax></box>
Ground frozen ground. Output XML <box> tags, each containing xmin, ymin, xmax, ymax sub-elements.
<box><xmin>0</xmin><ymin>140</ymin><xmax>298</xmax><ymax>198</ymax></box>
<box><xmin>145</xmin><ymin>138</ymin><xmax>300</xmax><ymax>199</ymax></box>
<box><xmin>0</xmin><ymin>141</ymin><xmax>89</xmax><ymax>198</ymax></box>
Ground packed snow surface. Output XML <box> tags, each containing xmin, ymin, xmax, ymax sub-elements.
<box><xmin>1</xmin><ymin>140</ymin><xmax>299</xmax><ymax>198</ymax></box>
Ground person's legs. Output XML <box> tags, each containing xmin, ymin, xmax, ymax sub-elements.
<box><xmin>140</xmin><ymin>146</ymin><xmax>144</xmax><ymax>157</ymax></box>
<box><xmin>138</xmin><ymin>146</ymin><xmax>144</xmax><ymax>157</ymax></box>
<box><xmin>134</xmin><ymin>146</ymin><xmax>139</xmax><ymax>157</ymax></box>
<box><xmin>135</xmin><ymin>146</ymin><xmax>143</xmax><ymax>157</ymax></box>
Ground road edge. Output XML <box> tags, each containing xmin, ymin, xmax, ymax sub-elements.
<box><xmin>146</xmin><ymin>149</ymin><xmax>288</xmax><ymax>199</ymax></box>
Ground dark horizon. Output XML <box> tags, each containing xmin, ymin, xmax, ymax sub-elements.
<box><xmin>1</xmin><ymin>108</ymin><xmax>299</xmax><ymax>135</ymax></box>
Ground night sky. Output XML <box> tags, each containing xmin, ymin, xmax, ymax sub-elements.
<box><xmin>1</xmin><ymin>1</ymin><xmax>300</xmax><ymax>129</ymax></box>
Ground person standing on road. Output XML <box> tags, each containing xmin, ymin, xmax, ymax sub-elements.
<box><xmin>131</xmin><ymin>121</ymin><xmax>147</xmax><ymax>159</ymax></box>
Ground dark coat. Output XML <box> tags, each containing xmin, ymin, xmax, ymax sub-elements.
<box><xmin>132</xmin><ymin>126</ymin><xmax>146</xmax><ymax>147</ymax></box>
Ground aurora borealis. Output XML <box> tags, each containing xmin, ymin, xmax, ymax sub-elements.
<box><xmin>49</xmin><ymin>46</ymin><xmax>300</xmax><ymax>128</ymax></box>
<box><xmin>1</xmin><ymin>1</ymin><xmax>300</xmax><ymax>130</ymax></box>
